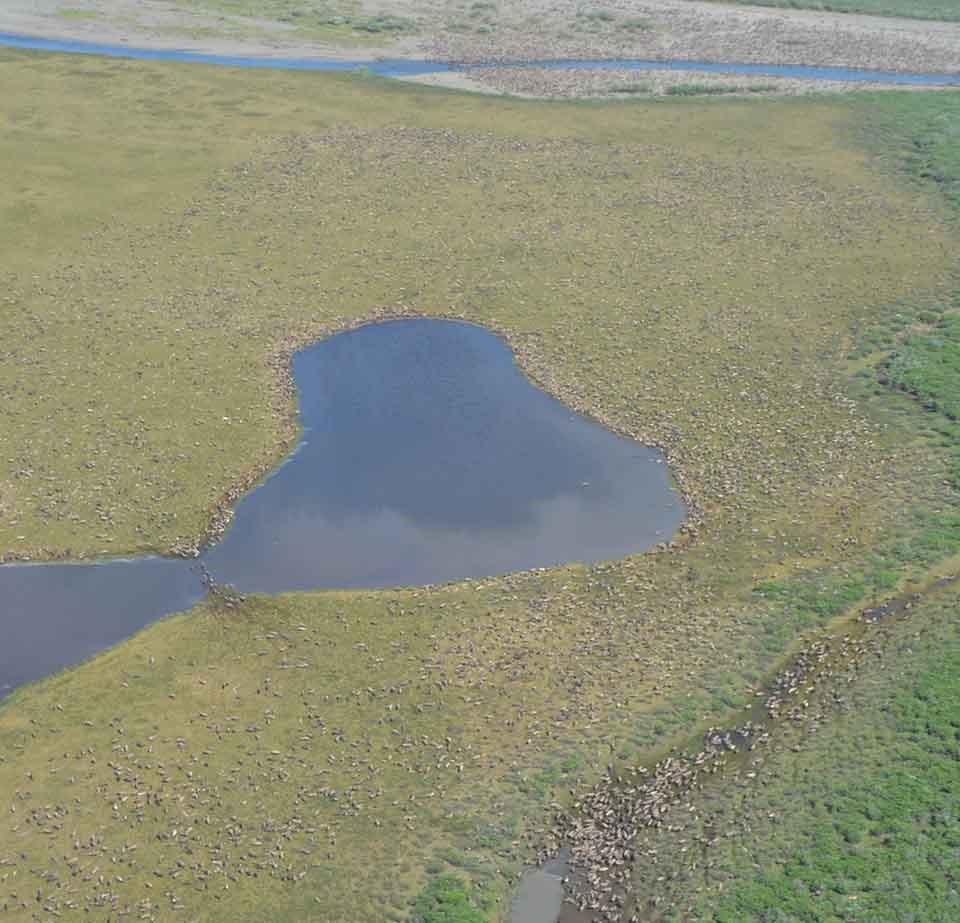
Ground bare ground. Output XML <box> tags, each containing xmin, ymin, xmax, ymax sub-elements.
<box><xmin>406</xmin><ymin>66</ymin><xmax>950</xmax><ymax>97</ymax></box>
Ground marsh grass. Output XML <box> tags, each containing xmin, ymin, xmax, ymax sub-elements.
<box><xmin>881</xmin><ymin>315</ymin><xmax>960</xmax><ymax>419</ymax></box>
<box><xmin>572</xmin><ymin>6</ymin><xmax>652</xmax><ymax>32</ymax></box>
<box><xmin>412</xmin><ymin>873</ymin><xmax>496</xmax><ymax>923</ymax></box>
<box><xmin>1</xmin><ymin>51</ymin><xmax>959</xmax><ymax>922</ymax></box>
<box><xmin>607</xmin><ymin>81</ymin><xmax>652</xmax><ymax>94</ymax></box>
<box><xmin>665</xmin><ymin>82</ymin><xmax>779</xmax><ymax>96</ymax></box>
<box><xmin>56</xmin><ymin>7</ymin><xmax>100</xmax><ymax>19</ymax></box>
<box><xmin>854</xmin><ymin>93</ymin><xmax>960</xmax><ymax>215</ymax></box>
<box><xmin>577</xmin><ymin>8</ymin><xmax>615</xmax><ymax>22</ymax></box>
<box><xmin>625</xmin><ymin>584</ymin><xmax>960</xmax><ymax>922</ymax></box>
<box><xmin>603</xmin><ymin>89</ymin><xmax>960</xmax><ymax>920</ymax></box>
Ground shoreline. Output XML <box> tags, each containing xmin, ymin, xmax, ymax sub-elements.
<box><xmin>1</xmin><ymin>31</ymin><xmax>958</xmax><ymax>100</ymax></box>
<box><xmin>2</xmin><ymin>0</ymin><xmax>960</xmax><ymax>78</ymax></box>
<box><xmin>0</xmin><ymin>309</ymin><xmax>700</xmax><ymax>571</ymax></box>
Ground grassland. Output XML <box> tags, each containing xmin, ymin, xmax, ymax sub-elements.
<box><xmin>173</xmin><ymin>0</ymin><xmax>418</xmax><ymax>41</ymax></box>
<box><xmin>1</xmin><ymin>48</ymin><xmax>959</xmax><ymax>922</ymax></box>
<box><xmin>56</xmin><ymin>7</ymin><xmax>99</xmax><ymax>19</ymax></box>
<box><xmin>663</xmin><ymin>82</ymin><xmax>778</xmax><ymax>96</ymax></box>
<box><xmin>715</xmin><ymin>0</ymin><xmax>960</xmax><ymax>22</ymax></box>
<box><xmin>606</xmin><ymin>88</ymin><xmax>960</xmax><ymax>922</ymax></box>
<box><xmin>620</xmin><ymin>582</ymin><xmax>960</xmax><ymax>922</ymax></box>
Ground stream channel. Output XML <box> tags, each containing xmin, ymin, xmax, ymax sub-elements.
<box><xmin>1</xmin><ymin>30</ymin><xmax>959</xmax><ymax>85</ymax></box>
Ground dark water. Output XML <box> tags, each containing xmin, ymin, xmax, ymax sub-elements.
<box><xmin>511</xmin><ymin>852</ymin><xmax>574</xmax><ymax>923</ymax></box>
<box><xmin>0</xmin><ymin>320</ymin><xmax>684</xmax><ymax>697</ymax></box>
<box><xmin>0</xmin><ymin>31</ymin><xmax>442</xmax><ymax>75</ymax></box>
<box><xmin>1</xmin><ymin>31</ymin><xmax>958</xmax><ymax>84</ymax></box>
<box><xmin>2</xmin><ymin>557</ymin><xmax>202</xmax><ymax>695</ymax></box>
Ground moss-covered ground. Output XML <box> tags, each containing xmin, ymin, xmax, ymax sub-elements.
<box><xmin>0</xmin><ymin>48</ymin><xmax>958</xmax><ymax>921</ymax></box>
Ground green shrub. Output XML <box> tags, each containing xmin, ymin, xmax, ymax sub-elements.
<box><xmin>412</xmin><ymin>874</ymin><xmax>492</xmax><ymax>923</ymax></box>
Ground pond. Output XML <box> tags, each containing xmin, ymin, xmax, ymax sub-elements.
<box><xmin>0</xmin><ymin>319</ymin><xmax>685</xmax><ymax>697</ymax></box>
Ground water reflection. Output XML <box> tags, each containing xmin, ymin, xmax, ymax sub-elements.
<box><xmin>0</xmin><ymin>319</ymin><xmax>685</xmax><ymax>696</ymax></box>
<box><xmin>204</xmin><ymin>320</ymin><xmax>683</xmax><ymax>590</ymax></box>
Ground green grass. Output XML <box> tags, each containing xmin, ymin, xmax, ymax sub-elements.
<box><xmin>607</xmin><ymin>81</ymin><xmax>652</xmax><ymax>94</ymax></box>
<box><xmin>882</xmin><ymin>315</ymin><xmax>960</xmax><ymax>420</ymax></box>
<box><xmin>712</xmin><ymin>0</ymin><xmax>960</xmax><ymax>22</ymax></box>
<box><xmin>412</xmin><ymin>874</ymin><xmax>497</xmax><ymax>923</ymax></box>
<box><xmin>1</xmin><ymin>51</ymin><xmax>959</xmax><ymax>923</ymax></box>
<box><xmin>631</xmin><ymin>585</ymin><xmax>960</xmax><ymax>922</ymax></box>
<box><xmin>851</xmin><ymin>93</ymin><xmax>960</xmax><ymax>497</ymax></box>
<box><xmin>578</xmin><ymin>8</ymin><xmax>615</xmax><ymax>21</ymax></box>
<box><xmin>174</xmin><ymin>0</ymin><xmax>417</xmax><ymax>41</ymax></box>
<box><xmin>615</xmin><ymin>88</ymin><xmax>960</xmax><ymax>921</ymax></box>
<box><xmin>571</xmin><ymin>6</ymin><xmax>652</xmax><ymax>32</ymax></box>
<box><xmin>853</xmin><ymin>92</ymin><xmax>960</xmax><ymax>215</ymax></box>
<box><xmin>56</xmin><ymin>7</ymin><xmax>100</xmax><ymax>19</ymax></box>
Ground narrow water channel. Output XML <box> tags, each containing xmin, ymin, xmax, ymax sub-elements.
<box><xmin>1</xmin><ymin>31</ymin><xmax>958</xmax><ymax>85</ymax></box>
<box><xmin>0</xmin><ymin>320</ymin><xmax>685</xmax><ymax>697</ymax></box>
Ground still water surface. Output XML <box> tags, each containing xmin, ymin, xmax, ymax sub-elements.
<box><xmin>0</xmin><ymin>320</ymin><xmax>685</xmax><ymax>696</ymax></box>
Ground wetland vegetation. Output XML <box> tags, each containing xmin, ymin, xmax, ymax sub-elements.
<box><xmin>175</xmin><ymin>0</ymin><xmax>419</xmax><ymax>40</ymax></box>
<box><xmin>0</xmin><ymin>39</ymin><xmax>959</xmax><ymax>923</ymax></box>
<box><xmin>617</xmin><ymin>582</ymin><xmax>960</xmax><ymax>922</ymax></box>
<box><xmin>716</xmin><ymin>0</ymin><xmax>960</xmax><ymax>22</ymax></box>
<box><xmin>0</xmin><ymin>318</ymin><xmax>685</xmax><ymax>695</ymax></box>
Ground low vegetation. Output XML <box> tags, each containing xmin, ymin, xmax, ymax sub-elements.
<box><xmin>716</xmin><ymin>0</ymin><xmax>960</xmax><ymax>22</ymax></box>
<box><xmin>882</xmin><ymin>315</ymin><xmax>960</xmax><ymax>419</ymax></box>
<box><xmin>607</xmin><ymin>82</ymin><xmax>652</xmax><ymax>95</ymax></box>
<box><xmin>174</xmin><ymin>0</ymin><xmax>417</xmax><ymax>40</ymax></box>
<box><xmin>664</xmin><ymin>82</ymin><xmax>779</xmax><ymax>96</ymax></box>
<box><xmin>615</xmin><ymin>87</ymin><xmax>960</xmax><ymax>920</ymax></box>
<box><xmin>624</xmin><ymin>584</ymin><xmax>960</xmax><ymax>922</ymax></box>
<box><xmin>0</xmin><ymin>48</ymin><xmax>958</xmax><ymax>923</ymax></box>
<box><xmin>412</xmin><ymin>873</ymin><xmax>496</xmax><ymax>923</ymax></box>
<box><xmin>55</xmin><ymin>7</ymin><xmax>99</xmax><ymax>19</ymax></box>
